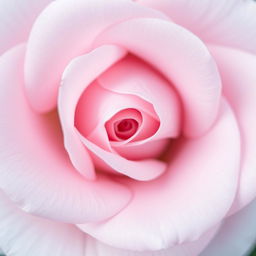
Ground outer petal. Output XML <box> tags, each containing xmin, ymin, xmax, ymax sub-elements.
<box><xmin>95</xmin><ymin>18</ymin><xmax>221</xmax><ymax>137</ymax></box>
<box><xmin>0</xmin><ymin>190</ymin><xmax>85</xmax><ymax>256</ymax></box>
<box><xmin>138</xmin><ymin>0</ymin><xmax>256</xmax><ymax>54</ymax></box>
<box><xmin>201</xmin><ymin>199</ymin><xmax>256</xmax><ymax>256</ymax></box>
<box><xmin>83</xmin><ymin>226</ymin><xmax>219</xmax><ymax>256</ymax></box>
<box><xmin>0</xmin><ymin>0</ymin><xmax>53</xmax><ymax>55</ymax></box>
<box><xmin>0</xmin><ymin>45</ymin><xmax>131</xmax><ymax>223</ymax></box>
<box><xmin>0</xmin><ymin>188</ymin><xmax>219</xmax><ymax>256</ymax></box>
<box><xmin>24</xmin><ymin>0</ymin><xmax>168</xmax><ymax>112</ymax></box>
<box><xmin>209</xmin><ymin>46</ymin><xmax>256</xmax><ymax>211</ymax></box>
<box><xmin>78</xmin><ymin>101</ymin><xmax>240</xmax><ymax>251</ymax></box>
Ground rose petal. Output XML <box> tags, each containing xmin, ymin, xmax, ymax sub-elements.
<box><xmin>129</xmin><ymin>111</ymin><xmax>160</xmax><ymax>143</ymax></box>
<box><xmin>201</xmin><ymin>199</ymin><xmax>256</xmax><ymax>256</ymax></box>
<box><xmin>98</xmin><ymin>55</ymin><xmax>180</xmax><ymax>141</ymax></box>
<box><xmin>24</xmin><ymin>0</ymin><xmax>168</xmax><ymax>112</ymax></box>
<box><xmin>0</xmin><ymin>0</ymin><xmax>53</xmax><ymax>55</ymax></box>
<box><xmin>138</xmin><ymin>0</ymin><xmax>256</xmax><ymax>54</ymax></box>
<box><xmin>95</xmin><ymin>18</ymin><xmax>221</xmax><ymax>137</ymax></box>
<box><xmin>104</xmin><ymin>109</ymin><xmax>143</xmax><ymax>142</ymax></box>
<box><xmin>0</xmin><ymin>189</ymin><xmax>220</xmax><ymax>256</ymax></box>
<box><xmin>83</xmin><ymin>225</ymin><xmax>220</xmax><ymax>256</ymax></box>
<box><xmin>113</xmin><ymin>139</ymin><xmax>169</xmax><ymax>161</ymax></box>
<box><xmin>209</xmin><ymin>46</ymin><xmax>256</xmax><ymax>212</ymax></box>
<box><xmin>0</xmin><ymin>190</ymin><xmax>85</xmax><ymax>256</ymax></box>
<box><xmin>78</xmin><ymin>100</ymin><xmax>240</xmax><ymax>251</ymax></box>
<box><xmin>59</xmin><ymin>45</ymin><xmax>126</xmax><ymax>179</ymax></box>
<box><xmin>79</xmin><ymin>132</ymin><xmax>167</xmax><ymax>181</ymax></box>
<box><xmin>0</xmin><ymin>45</ymin><xmax>131</xmax><ymax>223</ymax></box>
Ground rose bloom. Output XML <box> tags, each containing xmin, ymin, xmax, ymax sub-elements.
<box><xmin>0</xmin><ymin>0</ymin><xmax>256</xmax><ymax>255</ymax></box>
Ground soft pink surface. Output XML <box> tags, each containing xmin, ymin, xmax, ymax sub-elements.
<box><xmin>113</xmin><ymin>119</ymin><xmax>139</xmax><ymax>140</ymax></box>
<box><xmin>82</xmin><ymin>225</ymin><xmax>219</xmax><ymax>256</ymax></box>
<box><xmin>0</xmin><ymin>190</ymin><xmax>85</xmax><ymax>256</ymax></box>
<box><xmin>74</xmin><ymin>54</ymin><xmax>178</xmax><ymax>168</ymax></box>
<box><xmin>112</xmin><ymin>139</ymin><xmax>169</xmax><ymax>161</ymax></box>
<box><xmin>105</xmin><ymin>109</ymin><xmax>143</xmax><ymax>142</ymax></box>
<box><xmin>0</xmin><ymin>0</ymin><xmax>53</xmax><ymax>55</ymax></box>
<box><xmin>0</xmin><ymin>189</ymin><xmax>220</xmax><ymax>256</ymax></box>
<box><xmin>138</xmin><ymin>0</ymin><xmax>256</xmax><ymax>54</ymax></box>
<box><xmin>59</xmin><ymin>45</ymin><xmax>126</xmax><ymax>180</ymax></box>
<box><xmin>60</xmin><ymin>51</ymin><xmax>174</xmax><ymax>181</ymax></box>
<box><xmin>98</xmin><ymin>55</ymin><xmax>180</xmax><ymax>141</ymax></box>
<box><xmin>95</xmin><ymin>18</ymin><xmax>221</xmax><ymax>138</ymax></box>
<box><xmin>209</xmin><ymin>46</ymin><xmax>256</xmax><ymax>212</ymax></box>
<box><xmin>0</xmin><ymin>0</ymin><xmax>255</xmax><ymax>254</ymax></box>
<box><xmin>75</xmin><ymin>82</ymin><xmax>157</xmax><ymax>149</ymax></box>
<box><xmin>1</xmin><ymin>186</ymin><xmax>256</xmax><ymax>256</ymax></box>
<box><xmin>24</xmin><ymin>0</ymin><xmax>168</xmax><ymax>112</ymax></box>
<box><xmin>0</xmin><ymin>45</ymin><xmax>131</xmax><ymax>224</ymax></box>
<box><xmin>79</xmin><ymin>101</ymin><xmax>240</xmax><ymax>250</ymax></box>
<box><xmin>79</xmin><ymin>134</ymin><xmax>166</xmax><ymax>181</ymax></box>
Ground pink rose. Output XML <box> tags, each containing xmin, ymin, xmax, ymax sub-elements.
<box><xmin>0</xmin><ymin>0</ymin><xmax>256</xmax><ymax>255</ymax></box>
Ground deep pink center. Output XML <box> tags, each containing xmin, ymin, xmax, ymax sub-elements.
<box><xmin>114</xmin><ymin>119</ymin><xmax>139</xmax><ymax>140</ymax></box>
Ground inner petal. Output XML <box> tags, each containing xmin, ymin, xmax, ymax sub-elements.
<box><xmin>115</xmin><ymin>119</ymin><xmax>139</xmax><ymax>140</ymax></box>
<box><xmin>105</xmin><ymin>108</ymin><xmax>142</xmax><ymax>142</ymax></box>
<box><xmin>97</xmin><ymin>54</ymin><xmax>181</xmax><ymax>140</ymax></box>
<box><xmin>72</xmin><ymin>51</ymin><xmax>182</xmax><ymax>180</ymax></box>
<box><xmin>75</xmin><ymin>81</ymin><xmax>155</xmax><ymax>140</ymax></box>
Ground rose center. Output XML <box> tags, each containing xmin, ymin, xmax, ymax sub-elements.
<box><xmin>114</xmin><ymin>119</ymin><xmax>139</xmax><ymax>140</ymax></box>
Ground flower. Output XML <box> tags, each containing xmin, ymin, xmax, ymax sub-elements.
<box><xmin>0</xmin><ymin>0</ymin><xmax>256</xmax><ymax>255</ymax></box>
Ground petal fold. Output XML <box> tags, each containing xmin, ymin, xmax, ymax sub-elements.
<box><xmin>78</xmin><ymin>132</ymin><xmax>167</xmax><ymax>181</ymax></box>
